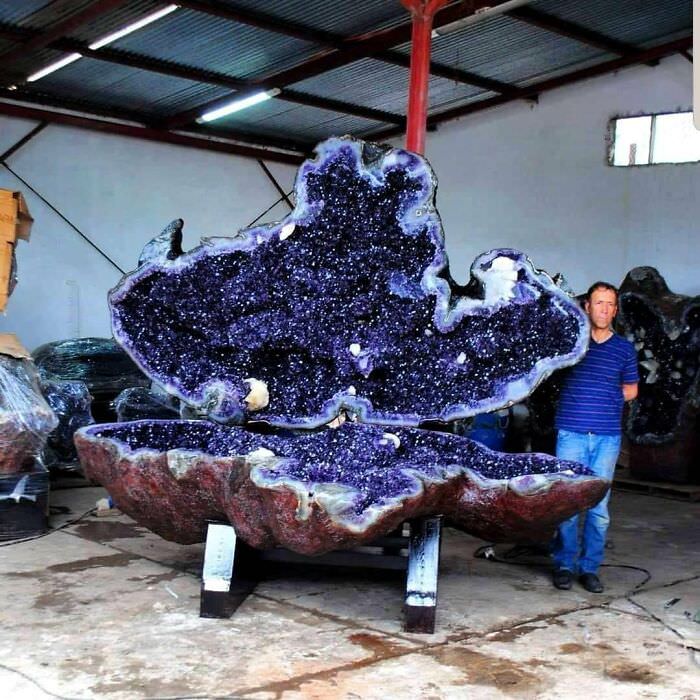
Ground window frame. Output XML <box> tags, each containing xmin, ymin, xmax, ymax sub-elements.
<box><xmin>607</xmin><ymin>109</ymin><xmax>700</xmax><ymax>168</ymax></box>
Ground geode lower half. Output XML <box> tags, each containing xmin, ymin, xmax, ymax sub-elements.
<box><xmin>75</xmin><ymin>420</ymin><xmax>607</xmax><ymax>552</ymax></box>
<box><xmin>110</xmin><ymin>137</ymin><xmax>588</xmax><ymax>428</ymax></box>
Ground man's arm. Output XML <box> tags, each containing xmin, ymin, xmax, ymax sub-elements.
<box><xmin>622</xmin><ymin>383</ymin><xmax>638</xmax><ymax>402</ymax></box>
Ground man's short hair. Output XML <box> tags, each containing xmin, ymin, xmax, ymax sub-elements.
<box><xmin>586</xmin><ymin>281</ymin><xmax>618</xmax><ymax>302</ymax></box>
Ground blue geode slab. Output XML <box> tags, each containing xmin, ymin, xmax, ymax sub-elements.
<box><xmin>110</xmin><ymin>137</ymin><xmax>588</xmax><ymax>428</ymax></box>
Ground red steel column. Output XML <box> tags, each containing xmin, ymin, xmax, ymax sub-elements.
<box><xmin>401</xmin><ymin>0</ymin><xmax>448</xmax><ymax>154</ymax></box>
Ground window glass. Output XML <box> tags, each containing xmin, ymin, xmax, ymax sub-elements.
<box><xmin>612</xmin><ymin>116</ymin><xmax>651</xmax><ymax>166</ymax></box>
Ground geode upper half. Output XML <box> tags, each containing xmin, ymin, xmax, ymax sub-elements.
<box><xmin>110</xmin><ymin>138</ymin><xmax>588</xmax><ymax>428</ymax></box>
<box><xmin>75</xmin><ymin>420</ymin><xmax>607</xmax><ymax>553</ymax></box>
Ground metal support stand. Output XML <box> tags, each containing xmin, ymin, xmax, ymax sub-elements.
<box><xmin>404</xmin><ymin>515</ymin><xmax>442</xmax><ymax>634</ymax></box>
<box><xmin>199</xmin><ymin>518</ymin><xmax>443</xmax><ymax>633</ymax></box>
<box><xmin>199</xmin><ymin>521</ymin><xmax>258</xmax><ymax>619</ymax></box>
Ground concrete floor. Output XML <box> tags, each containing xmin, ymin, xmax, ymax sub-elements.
<box><xmin>0</xmin><ymin>485</ymin><xmax>698</xmax><ymax>699</ymax></box>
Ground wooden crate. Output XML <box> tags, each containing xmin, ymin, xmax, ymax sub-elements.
<box><xmin>0</xmin><ymin>189</ymin><xmax>33</xmax><ymax>312</ymax></box>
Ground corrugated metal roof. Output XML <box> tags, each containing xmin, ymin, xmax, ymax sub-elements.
<box><xmin>212</xmin><ymin>98</ymin><xmax>386</xmax><ymax>143</ymax></box>
<box><xmin>401</xmin><ymin>15</ymin><xmax>608</xmax><ymax>87</ymax></box>
<box><xmin>0</xmin><ymin>0</ymin><xmax>693</xmax><ymax>150</ymax></box>
<box><xmin>66</xmin><ymin>1</ymin><xmax>167</xmax><ymax>42</ymax></box>
<box><xmin>105</xmin><ymin>7</ymin><xmax>319</xmax><ymax>80</ymax></box>
<box><xmin>534</xmin><ymin>0</ymin><xmax>692</xmax><ymax>46</ymax></box>
<box><xmin>290</xmin><ymin>57</ymin><xmax>488</xmax><ymax>115</ymax></box>
<box><xmin>35</xmin><ymin>56</ymin><xmax>233</xmax><ymax>116</ymax></box>
<box><xmin>214</xmin><ymin>0</ymin><xmax>408</xmax><ymax>37</ymax></box>
<box><xmin>0</xmin><ymin>0</ymin><xmax>94</xmax><ymax>28</ymax></box>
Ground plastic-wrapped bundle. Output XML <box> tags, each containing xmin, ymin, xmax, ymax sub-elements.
<box><xmin>33</xmin><ymin>337</ymin><xmax>149</xmax><ymax>422</ymax></box>
<box><xmin>114</xmin><ymin>386</ymin><xmax>180</xmax><ymax>422</ymax></box>
<box><xmin>40</xmin><ymin>377</ymin><xmax>93</xmax><ymax>463</ymax></box>
<box><xmin>32</xmin><ymin>337</ymin><xmax>149</xmax><ymax>396</ymax></box>
<box><xmin>0</xmin><ymin>354</ymin><xmax>57</xmax><ymax>473</ymax></box>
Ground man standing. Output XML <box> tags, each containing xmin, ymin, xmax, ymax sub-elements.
<box><xmin>552</xmin><ymin>282</ymin><xmax>639</xmax><ymax>593</ymax></box>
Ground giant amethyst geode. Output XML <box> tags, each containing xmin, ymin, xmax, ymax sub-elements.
<box><xmin>110</xmin><ymin>138</ymin><xmax>588</xmax><ymax>428</ymax></box>
<box><xmin>76</xmin><ymin>136</ymin><xmax>603</xmax><ymax>552</ymax></box>
<box><xmin>75</xmin><ymin>420</ymin><xmax>606</xmax><ymax>552</ymax></box>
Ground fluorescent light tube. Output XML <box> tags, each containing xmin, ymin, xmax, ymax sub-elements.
<box><xmin>25</xmin><ymin>4</ymin><xmax>179</xmax><ymax>82</ymax></box>
<box><xmin>198</xmin><ymin>89</ymin><xmax>281</xmax><ymax>123</ymax></box>
<box><xmin>27</xmin><ymin>53</ymin><xmax>82</xmax><ymax>81</ymax></box>
<box><xmin>89</xmin><ymin>4</ymin><xmax>179</xmax><ymax>50</ymax></box>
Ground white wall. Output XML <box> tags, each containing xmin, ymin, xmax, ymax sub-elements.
<box><xmin>0</xmin><ymin>118</ymin><xmax>296</xmax><ymax>350</ymax></box>
<box><xmin>423</xmin><ymin>54</ymin><xmax>699</xmax><ymax>296</ymax></box>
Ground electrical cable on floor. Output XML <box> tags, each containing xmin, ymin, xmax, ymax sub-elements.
<box><xmin>473</xmin><ymin>543</ymin><xmax>653</xmax><ymax>590</ymax></box>
<box><xmin>473</xmin><ymin>543</ymin><xmax>700</xmax><ymax>650</ymax></box>
<box><xmin>0</xmin><ymin>505</ymin><xmax>96</xmax><ymax>548</ymax></box>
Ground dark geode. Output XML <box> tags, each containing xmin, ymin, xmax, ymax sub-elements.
<box><xmin>110</xmin><ymin>137</ymin><xmax>588</xmax><ymax>429</ymax></box>
<box><xmin>40</xmin><ymin>377</ymin><xmax>94</xmax><ymax>464</ymax></box>
<box><xmin>75</xmin><ymin>420</ymin><xmax>607</xmax><ymax>552</ymax></box>
<box><xmin>618</xmin><ymin>267</ymin><xmax>700</xmax><ymax>483</ymax></box>
<box><xmin>618</xmin><ymin>267</ymin><xmax>700</xmax><ymax>444</ymax></box>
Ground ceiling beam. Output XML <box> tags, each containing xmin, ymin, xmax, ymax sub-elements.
<box><xmin>368</xmin><ymin>36</ymin><xmax>693</xmax><ymax>141</ymax></box>
<box><xmin>0</xmin><ymin>85</ymin><xmax>313</xmax><ymax>152</ymax></box>
<box><xmin>177</xmin><ymin>0</ymin><xmax>519</xmax><ymax>95</ymax></box>
<box><xmin>162</xmin><ymin>0</ymin><xmax>520</xmax><ymax>130</ymax></box>
<box><xmin>0</xmin><ymin>100</ymin><xmax>306</xmax><ymax>165</ymax></box>
<box><xmin>506</xmin><ymin>7</ymin><xmax>644</xmax><ymax>58</ymax></box>
<box><xmin>0</xmin><ymin>0</ymin><xmax>130</xmax><ymax>64</ymax></box>
<box><xmin>0</xmin><ymin>24</ymin><xmax>404</xmax><ymax>126</ymax></box>
<box><xmin>377</xmin><ymin>51</ymin><xmax>519</xmax><ymax>97</ymax></box>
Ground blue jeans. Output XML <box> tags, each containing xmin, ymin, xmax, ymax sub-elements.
<box><xmin>552</xmin><ymin>429</ymin><xmax>621</xmax><ymax>575</ymax></box>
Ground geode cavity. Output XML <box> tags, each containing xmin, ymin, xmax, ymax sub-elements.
<box><xmin>110</xmin><ymin>137</ymin><xmax>588</xmax><ymax>428</ymax></box>
<box><xmin>75</xmin><ymin>420</ymin><xmax>607</xmax><ymax>553</ymax></box>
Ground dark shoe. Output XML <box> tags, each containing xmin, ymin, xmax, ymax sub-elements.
<box><xmin>553</xmin><ymin>569</ymin><xmax>573</xmax><ymax>590</ymax></box>
<box><xmin>579</xmin><ymin>573</ymin><xmax>604</xmax><ymax>593</ymax></box>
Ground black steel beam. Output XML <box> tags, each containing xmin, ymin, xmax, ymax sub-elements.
<box><xmin>163</xmin><ymin>0</ymin><xmax>521</xmax><ymax>129</ymax></box>
<box><xmin>506</xmin><ymin>7</ymin><xmax>642</xmax><ymax>57</ymax></box>
<box><xmin>0</xmin><ymin>24</ymin><xmax>404</xmax><ymax>126</ymax></box>
<box><xmin>178</xmin><ymin>0</ymin><xmax>518</xmax><ymax>95</ymax></box>
<box><xmin>0</xmin><ymin>0</ymin><xmax>130</xmax><ymax>64</ymax></box>
<box><xmin>0</xmin><ymin>101</ymin><xmax>306</xmax><ymax>165</ymax></box>
<box><xmin>0</xmin><ymin>122</ymin><xmax>48</xmax><ymax>162</ymax></box>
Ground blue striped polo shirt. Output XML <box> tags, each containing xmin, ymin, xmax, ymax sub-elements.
<box><xmin>555</xmin><ymin>333</ymin><xmax>639</xmax><ymax>435</ymax></box>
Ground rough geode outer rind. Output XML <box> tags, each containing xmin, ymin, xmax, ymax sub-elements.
<box><xmin>618</xmin><ymin>267</ymin><xmax>700</xmax><ymax>445</ymax></box>
<box><xmin>110</xmin><ymin>137</ymin><xmax>589</xmax><ymax>429</ymax></box>
<box><xmin>75</xmin><ymin>420</ymin><xmax>607</xmax><ymax>553</ymax></box>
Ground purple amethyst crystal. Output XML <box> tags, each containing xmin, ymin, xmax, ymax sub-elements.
<box><xmin>110</xmin><ymin>137</ymin><xmax>588</xmax><ymax>428</ymax></box>
<box><xmin>75</xmin><ymin>420</ymin><xmax>607</xmax><ymax>552</ymax></box>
